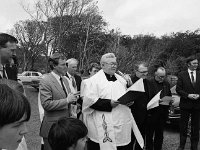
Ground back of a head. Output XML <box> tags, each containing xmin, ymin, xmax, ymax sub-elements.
<box><xmin>48</xmin><ymin>117</ymin><xmax>88</xmax><ymax>150</ymax></box>
<box><xmin>0</xmin><ymin>79</ymin><xmax>24</xmax><ymax>93</ymax></box>
<box><xmin>0</xmin><ymin>84</ymin><xmax>31</xmax><ymax>127</ymax></box>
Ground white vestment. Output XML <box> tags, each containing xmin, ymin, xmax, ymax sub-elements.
<box><xmin>82</xmin><ymin>70</ymin><xmax>144</xmax><ymax>150</ymax></box>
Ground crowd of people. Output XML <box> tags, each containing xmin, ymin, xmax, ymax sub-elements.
<box><xmin>0</xmin><ymin>33</ymin><xmax>199</xmax><ymax>150</ymax></box>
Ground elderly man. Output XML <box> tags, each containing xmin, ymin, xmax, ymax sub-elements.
<box><xmin>65</xmin><ymin>58</ymin><xmax>82</xmax><ymax>118</ymax></box>
<box><xmin>82</xmin><ymin>53</ymin><xmax>143</xmax><ymax>150</ymax></box>
<box><xmin>40</xmin><ymin>53</ymin><xmax>77</xmax><ymax>150</ymax></box>
<box><xmin>66</xmin><ymin>58</ymin><xmax>82</xmax><ymax>93</ymax></box>
<box><xmin>176</xmin><ymin>56</ymin><xmax>200</xmax><ymax>150</ymax></box>
<box><xmin>146</xmin><ymin>67</ymin><xmax>172</xmax><ymax>150</ymax></box>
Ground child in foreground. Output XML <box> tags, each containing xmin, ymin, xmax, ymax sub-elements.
<box><xmin>48</xmin><ymin>117</ymin><xmax>88</xmax><ymax>150</ymax></box>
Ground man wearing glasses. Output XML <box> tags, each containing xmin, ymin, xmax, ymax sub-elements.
<box><xmin>146</xmin><ymin>67</ymin><xmax>172</xmax><ymax>150</ymax></box>
<box><xmin>129</xmin><ymin>61</ymin><xmax>151</xmax><ymax>150</ymax></box>
<box><xmin>82</xmin><ymin>53</ymin><xmax>143</xmax><ymax>150</ymax></box>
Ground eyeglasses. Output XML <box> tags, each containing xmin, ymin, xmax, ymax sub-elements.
<box><xmin>137</xmin><ymin>70</ymin><xmax>148</xmax><ymax>74</ymax></box>
<box><xmin>105</xmin><ymin>62</ymin><xmax>117</xmax><ymax>67</ymax></box>
<box><xmin>156</xmin><ymin>75</ymin><xmax>165</xmax><ymax>79</ymax></box>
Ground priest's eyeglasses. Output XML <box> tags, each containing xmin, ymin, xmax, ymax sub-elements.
<box><xmin>137</xmin><ymin>70</ymin><xmax>148</xmax><ymax>74</ymax></box>
<box><xmin>105</xmin><ymin>62</ymin><xmax>118</xmax><ymax>67</ymax></box>
<box><xmin>156</xmin><ymin>75</ymin><xmax>165</xmax><ymax>79</ymax></box>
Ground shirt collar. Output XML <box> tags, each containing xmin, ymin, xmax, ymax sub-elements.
<box><xmin>66</xmin><ymin>72</ymin><xmax>72</xmax><ymax>78</ymax></box>
<box><xmin>188</xmin><ymin>69</ymin><xmax>196</xmax><ymax>74</ymax></box>
<box><xmin>104</xmin><ymin>72</ymin><xmax>117</xmax><ymax>81</ymax></box>
<box><xmin>51</xmin><ymin>71</ymin><xmax>61</xmax><ymax>80</ymax></box>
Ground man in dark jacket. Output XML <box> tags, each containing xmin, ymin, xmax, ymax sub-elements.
<box><xmin>176</xmin><ymin>56</ymin><xmax>200</xmax><ymax>150</ymax></box>
<box><xmin>0</xmin><ymin>33</ymin><xmax>18</xmax><ymax>80</ymax></box>
<box><xmin>146</xmin><ymin>67</ymin><xmax>172</xmax><ymax>150</ymax></box>
<box><xmin>130</xmin><ymin>61</ymin><xmax>150</xmax><ymax>150</ymax></box>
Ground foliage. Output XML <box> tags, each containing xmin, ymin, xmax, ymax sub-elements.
<box><xmin>9</xmin><ymin>1</ymin><xmax>200</xmax><ymax>75</ymax></box>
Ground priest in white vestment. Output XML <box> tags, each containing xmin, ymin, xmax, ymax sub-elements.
<box><xmin>82</xmin><ymin>53</ymin><xmax>144</xmax><ymax>150</ymax></box>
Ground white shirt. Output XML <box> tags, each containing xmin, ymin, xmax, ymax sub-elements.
<box><xmin>188</xmin><ymin>69</ymin><xmax>196</xmax><ymax>83</ymax></box>
<box><xmin>64</xmin><ymin>72</ymin><xmax>77</xmax><ymax>93</ymax></box>
<box><xmin>0</xmin><ymin>64</ymin><xmax>8</xmax><ymax>79</ymax></box>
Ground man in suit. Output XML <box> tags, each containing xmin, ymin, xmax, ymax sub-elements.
<box><xmin>130</xmin><ymin>61</ymin><xmax>150</xmax><ymax>150</ymax></box>
<box><xmin>0</xmin><ymin>33</ymin><xmax>18</xmax><ymax>80</ymax></box>
<box><xmin>39</xmin><ymin>53</ymin><xmax>77</xmax><ymax>150</ymax></box>
<box><xmin>146</xmin><ymin>67</ymin><xmax>172</xmax><ymax>150</ymax></box>
<box><xmin>66</xmin><ymin>58</ymin><xmax>82</xmax><ymax>92</ymax></box>
<box><xmin>65</xmin><ymin>58</ymin><xmax>82</xmax><ymax>118</ymax></box>
<box><xmin>176</xmin><ymin>56</ymin><xmax>200</xmax><ymax>150</ymax></box>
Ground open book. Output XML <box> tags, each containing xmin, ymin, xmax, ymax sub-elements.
<box><xmin>117</xmin><ymin>78</ymin><xmax>145</xmax><ymax>105</ymax></box>
<box><xmin>147</xmin><ymin>90</ymin><xmax>173</xmax><ymax>110</ymax></box>
<box><xmin>117</xmin><ymin>91</ymin><xmax>144</xmax><ymax>105</ymax></box>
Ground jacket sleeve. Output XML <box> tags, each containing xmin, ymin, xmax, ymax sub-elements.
<box><xmin>176</xmin><ymin>73</ymin><xmax>188</xmax><ymax>99</ymax></box>
<box><xmin>90</xmin><ymin>98</ymin><xmax>112</xmax><ymax>112</ymax></box>
<box><xmin>40</xmin><ymin>78</ymin><xmax>68</xmax><ymax>111</ymax></box>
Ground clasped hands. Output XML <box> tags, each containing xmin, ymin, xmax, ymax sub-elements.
<box><xmin>188</xmin><ymin>94</ymin><xmax>199</xmax><ymax>100</ymax></box>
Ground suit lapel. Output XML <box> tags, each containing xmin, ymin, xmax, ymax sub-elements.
<box><xmin>49</xmin><ymin>74</ymin><xmax>66</xmax><ymax>98</ymax></box>
<box><xmin>194</xmin><ymin>71</ymin><xmax>200</xmax><ymax>89</ymax></box>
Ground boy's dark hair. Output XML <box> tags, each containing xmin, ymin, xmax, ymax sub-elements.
<box><xmin>0</xmin><ymin>84</ymin><xmax>31</xmax><ymax>127</ymax></box>
<box><xmin>48</xmin><ymin>117</ymin><xmax>88</xmax><ymax>150</ymax></box>
<box><xmin>0</xmin><ymin>33</ymin><xmax>18</xmax><ymax>48</ymax></box>
<box><xmin>0</xmin><ymin>79</ymin><xmax>24</xmax><ymax>93</ymax></box>
<box><xmin>88</xmin><ymin>62</ymin><xmax>100</xmax><ymax>75</ymax></box>
<box><xmin>48</xmin><ymin>53</ymin><xmax>65</xmax><ymax>70</ymax></box>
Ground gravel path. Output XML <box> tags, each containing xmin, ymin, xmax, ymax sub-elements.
<box><xmin>24</xmin><ymin>86</ymin><xmax>41</xmax><ymax>150</ymax></box>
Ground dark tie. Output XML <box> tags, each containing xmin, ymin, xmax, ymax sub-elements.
<box><xmin>2</xmin><ymin>66</ymin><xmax>7</xmax><ymax>79</ymax></box>
<box><xmin>191</xmin><ymin>72</ymin><xmax>195</xmax><ymax>85</ymax></box>
<box><xmin>60</xmin><ymin>77</ymin><xmax>68</xmax><ymax>97</ymax></box>
<box><xmin>71</xmin><ymin>76</ymin><xmax>77</xmax><ymax>89</ymax></box>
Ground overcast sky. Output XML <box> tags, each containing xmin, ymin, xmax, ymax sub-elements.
<box><xmin>1</xmin><ymin>0</ymin><xmax>200</xmax><ymax>36</ymax></box>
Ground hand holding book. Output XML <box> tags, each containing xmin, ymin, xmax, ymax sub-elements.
<box><xmin>159</xmin><ymin>96</ymin><xmax>174</xmax><ymax>105</ymax></box>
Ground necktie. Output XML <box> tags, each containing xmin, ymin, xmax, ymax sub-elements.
<box><xmin>71</xmin><ymin>76</ymin><xmax>77</xmax><ymax>89</ymax></box>
<box><xmin>191</xmin><ymin>72</ymin><xmax>195</xmax><ymax>85</ymax></box>
<box><xmin>2</xmin><ymin>66</ymin><xmax>7</xmax><ymax>79</ymax></box>
<box><xmin>60</xmin><ymin>77</ymin><xmax>68</xmax><ymax>97</ymax></box>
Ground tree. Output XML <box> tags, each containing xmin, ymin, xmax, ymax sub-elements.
<box><xmin>11</xmin><ymin>20</ymin><xmax>45</xmax><ymax>71</ymax></box>
<box><xmin>21</xmin><ymin>0</ymin><xmax>106</xmax><ymax>71</ymax></box>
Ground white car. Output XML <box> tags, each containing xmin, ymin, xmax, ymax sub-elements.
<box><xmin>18</xmin><ymin>71</ymin><xmax>42</xmax><ymax>83</ymax></box>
